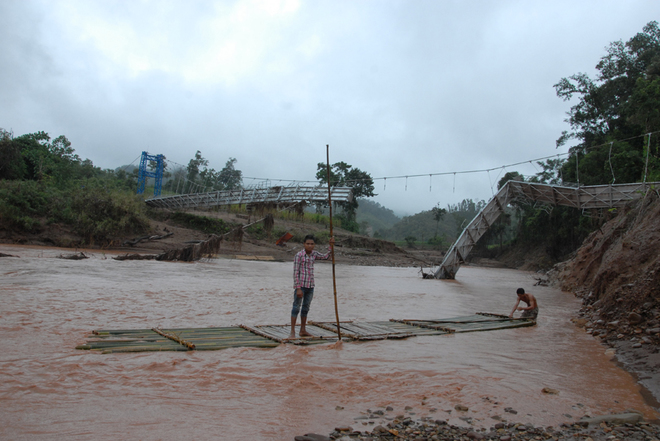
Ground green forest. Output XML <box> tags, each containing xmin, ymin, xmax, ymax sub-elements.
<box><xmin>1</xmin><ymin>22</ymin><xmax>659</xmax><ymax>257</ymax></box>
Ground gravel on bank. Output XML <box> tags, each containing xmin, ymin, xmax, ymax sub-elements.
<box><xmin>296</xmin><ymin>411</ymin><xmax>659</xmax><ymax>441</ymax></box>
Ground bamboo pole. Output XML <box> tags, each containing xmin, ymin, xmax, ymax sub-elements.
<box><xmin>326</xmin><ymin>144</ymin><xmax>342</xmax><ymax>340</ymax></box>
<box><xmin>152</xmin><ymin>328</ymin><xmax>196</xmax><ymax>350</ymax></box>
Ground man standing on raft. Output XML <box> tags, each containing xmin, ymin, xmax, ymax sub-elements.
<box><xmin>509</xmin><ymin>288</ymin><xmax>538</xmax><ymax>319</ymax></box>
<box><xmin>289</xmin><ymin>234</ymin><xmax>335</xmax><ymax>339</ymax></box>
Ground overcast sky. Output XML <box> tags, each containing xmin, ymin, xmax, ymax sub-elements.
<box><xmin>1</xmin><ymin>1</ymin><xmax>658</xmax><ymax>215</ymax></box>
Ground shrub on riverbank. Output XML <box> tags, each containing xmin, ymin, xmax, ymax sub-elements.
<box><xmin>0</xmin><ymin>180</ymin><xmax>151</xmax><ymax>246</ymax></box>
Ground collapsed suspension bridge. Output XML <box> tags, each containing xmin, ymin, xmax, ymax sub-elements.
<box><xmin>434</xmin><ymin>180</ymin><xmax>660</xmax><ymax>279</ymax></box>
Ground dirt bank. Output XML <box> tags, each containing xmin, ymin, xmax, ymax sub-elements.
<box><xmin>0</xmin><ymin>208</ymin><xmax>440</xmax><ymax>269</ymax></box>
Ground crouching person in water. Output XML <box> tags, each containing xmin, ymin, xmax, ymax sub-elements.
<box><xmin>289</xmin><ymin>234</ymin><xmax>335</xmax><ymax>339</ymax></box>
<box><xmin>509</xmin><ymin>288</ymin><xmax>538</xmax><ymax>319</ymax></box>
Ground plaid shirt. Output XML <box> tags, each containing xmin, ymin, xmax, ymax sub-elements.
<box><xmin>293</xmin><ymin>249</ymin><xmax>331</xmax><ymax>289</ymax></box>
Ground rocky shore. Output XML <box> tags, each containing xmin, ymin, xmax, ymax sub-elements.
<box><xmin>296</xmin><ymin>410</ymin><xmax>658</xmax><ymax>441</ymax></box>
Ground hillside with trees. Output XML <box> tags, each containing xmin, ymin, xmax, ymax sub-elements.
<box><xmin>0</xmin><ymin>132</ymin><xmax>247</xmax><ymax>247</ymax></box>
<box><xmin>554</xmin><ymin>21</ymin><xmax>660</xmax><ymax>185</ymax></box>
<box><xmin>377</xmin><ymin>199</ymin><xmax>484</xmax><ymax>248</ymax></box>
<box><xmin>355</xmin><ymin>198</ymin><xmax>400</xmax><ymax>236</ymax></box>
<box><xmin>0</xmin><ymin>129</ymin><xmax>151</xmax><ymax>245</ymax></box>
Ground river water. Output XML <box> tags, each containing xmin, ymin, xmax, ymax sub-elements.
<box><xmin>0</xmin><ymin>244</ymin><xmax>656</xmax><ymax>440</ymax></box>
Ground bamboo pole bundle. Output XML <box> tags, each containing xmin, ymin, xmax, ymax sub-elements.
<box><xmin>82</xmin><ymin>327</ymin><xmax>280</xmax><ymax>352</ymax></box>
<box><xmin>77</xmin><ymin>338</ymin><xmax>183</xmax><ymax>352</ymax></box>
<box><xmin>152</xmin><ymin>328</ymin><xmax>196</xmax><ymax>350</ymax></box>
<box><xmin>449</xmin><ymin>320</ymin><xmax>536</xmax><ymax>333</ymax></box>
<box><xmin>239</xmin><ymin>324</ymin><xmax>342</xmax><ymax>343</ymax></box>
<box><xmin>390</xmin><ymin>319</ymin><xmax>455</xmax><ymax>333</ymax></box>
<box><xmin>93</xmin><ymin>328</ymin><xmax>158</xmax><ymax>335</ymax></box>
<box><xmin>476</xmin><ymin>312</ymin><xmax>517</xmax><ymax>319</ymax></box>
<box><xmin>308</xmin><ymin>321</ymin><xmax>419</xmax><ymax>341</ymax></box>
<box><xmin>384</xmin><ymin>320</ymin><xmax>451</xmax><ymax>336</ymax></box>
<box><xmin>239</xmin><ymin>324</ymin><xmax>285</xmax><ymax>343</ymax></box>
<box><xmin>100</xmin><ymin>346</ymin><xmax>189</xmax><ymax>354</ymax></box>
<box><xmin>309</xmin><ymin>322</ymin><xmax>357</xmax><ymax>338</ymax></box>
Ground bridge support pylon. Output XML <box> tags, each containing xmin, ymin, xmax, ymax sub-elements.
<box><xmin>136</xmin><ymin>151</ymin><xmax>164</xmax><ymax>197</ymax></box>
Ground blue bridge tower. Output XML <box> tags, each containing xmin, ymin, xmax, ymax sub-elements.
<box><xmin>136</xmin><ymin>151</ymin><xmax>164</xmax><ymax>197</ymax></box>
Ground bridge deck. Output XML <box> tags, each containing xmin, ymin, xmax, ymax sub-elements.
<box><xmin>145</xmin><ymin>185</ymin><xmax>353</xmax><ymax>210</ymax></box>
<box><xmin>76</xmin><ymin>313</ymin><xmax>534</xmax><ymax>353</ymax></box>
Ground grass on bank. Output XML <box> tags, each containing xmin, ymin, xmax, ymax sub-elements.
<box><xmin>0</xmin><ymin>180</ymin><xmax>151</xmax><ymax>246</ymax></box>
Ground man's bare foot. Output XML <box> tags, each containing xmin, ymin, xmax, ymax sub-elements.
<box><xmin>287</xmin><ymin>332</ymin><xmax>295</xmax><ymax>339</ymax></box>
<box><xmin>299</xmin><ymin>330</ymin><xmax>312</xmax><ymax>337</ymax></box>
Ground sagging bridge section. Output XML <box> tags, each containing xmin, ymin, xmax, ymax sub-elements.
<box><xmin>145</xmin><ymin>185</ymin><xmax>353</xmax><ymax>210</ymax></box>
<box><xmin>434</xmin><ymin>181</ymin><xmax>660</xmax><ymax>279</ymax></box>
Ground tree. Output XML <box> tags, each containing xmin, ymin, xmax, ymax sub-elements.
<box><xmin>316</xmin><ymin>161</ymin><xmax>375</xmax><ymax>230</ymax></box>
<box><xmin>0</xmin><ymin>128</ymin><xmax>25</xmax><ymax>180</ymax></box>
<box><xmin>554</xmin><ymin>21</ymin><xmax>660</xmax><ymax>185</ymax></box>
<box><xmin>0</xmin><ymin>130</ymin><xmax>101</xmax><ymax>185</ymax></box>
<box><xmin>13</xmin><ymin>131</ymin><xmax>53</xmax><ymax>182</ymax></box>
<box><xmin>404</xmin><ymin>236</ymin><xmax>417</xmax><ymax>248</ymax></box>
<box><xmin>497</xmin><ymin>171</ymin><xmax>523</xmax><ymax>190</ymax></box>
<box><xmin>431</xmin><ymin>203</ymin><xmax>447</xmax><ymax>238</ymax></box>
<box><xmin>162</xmin><ymin>165</ymin><xmax>186</xmax><ymax>193</ymax></box>
<box><xmin>531</xmin><ymin>158</ymin><xmax>566</xmax><ymax>185</ymax></box>
<box><xmin>47</xmin><ymin>135</ymin><xmax>81</xmax><ymax>186</ymax></box>
<box><xmin>627</xmin><ymin>77</ymin><xmax>660</xmax><ymax>133</ymax></box>
<box><xmin>447</xmin><ymin>199</ymin><xmax>486</xmax><ymax>238</ymax></box>
<box><xmin>217</xmin><ymin>157</ymin><xmax>242</xmax><ymax>190</ymax></box>
<box><xmin>198</xmin><ymin>166</ymin><xmax>218</xmax><ymax>191</ymax></box>
<box><xmin>181</xmin><ymin>152</ymin><xmax>244</xmax><ymax>193</ymax></box>
<box><xmin>186</xmin><ymin>150</ymin><xmax>208</xmax><ymax>192</ymax></box>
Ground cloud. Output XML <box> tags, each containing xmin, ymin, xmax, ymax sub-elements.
<box><xmin>1</xmin><ymin>0</ymin><xmax>659</xmax><ymax>215</ymax></box>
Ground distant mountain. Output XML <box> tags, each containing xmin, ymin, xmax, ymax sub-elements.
<box><xmin>378</xmin><ymin>198</ymin><xmax>488</xmax><ymax>244</ymax></box>
<box><xmin>355</xmin><ymin>198</ymin><xmax>400</xmax><ymax>235</ymax></box>
<box><xmin>115</xmin><ymin>164</ymin><xmax>138</xmax><ymax>173</ymax></box>
<box><xmin>379</xmin><ymin>209</ymin><xmax>456</xmax><ymax>242</ymax></box>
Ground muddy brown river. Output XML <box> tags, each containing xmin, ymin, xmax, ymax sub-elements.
<box><xmin>0</xmin><ymin>244</ymin><xmax>656</xmax><ymax>440</ymax></box>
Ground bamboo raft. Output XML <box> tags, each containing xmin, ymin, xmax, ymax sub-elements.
<box><xmin>76</xmin><ymin>313</ymin><xmax>535</xmax><ymax>354</ymax></box>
